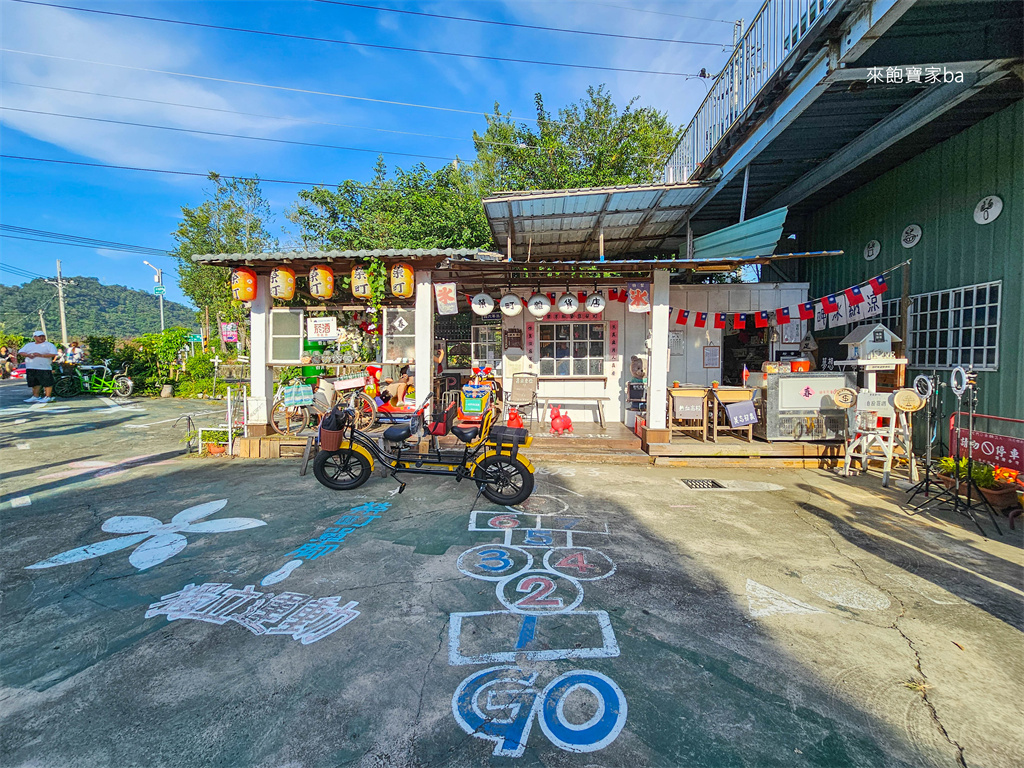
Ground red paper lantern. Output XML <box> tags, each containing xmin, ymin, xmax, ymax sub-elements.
<box><xmin>230</xmin><ymin>267</ymin><xmax>257</xmax><ymax>302</ymax></box>
<box><xmin>309</xmin><ymin>265</ymin><xmax>335</xmax><ymax>300</ymax></box>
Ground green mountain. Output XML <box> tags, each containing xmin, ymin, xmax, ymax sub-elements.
<box><xmin>0</xmin><ymin>276</ymin><xmax>198</xmax><ymax>339</ymax></box>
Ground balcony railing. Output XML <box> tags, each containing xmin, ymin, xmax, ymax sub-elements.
<box><xmin>663</xmin><ymin>0</ymin><xmax>837</xmax><ymax>183</ymax></box>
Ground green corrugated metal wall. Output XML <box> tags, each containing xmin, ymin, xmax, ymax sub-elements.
<box><xmin>798</xmin><ymin>99</ymin><xmax>1023</xmax><ymax>423</ymax></box>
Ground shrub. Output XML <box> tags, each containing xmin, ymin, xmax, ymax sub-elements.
<box><xmin>85</xmin><ymin>335</ymin><xmax>117</xmax><ymax>362</ymax></box>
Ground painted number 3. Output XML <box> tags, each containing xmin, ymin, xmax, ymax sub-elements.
<box><xmin>477</xmin><ymin>549</ymin><xmax>514</xmax><ymax>573</ymax></box>
<box><xmin>454</xmin><ymin>666</ymin><xmax>628</xmax><ymax>758</ymax></box>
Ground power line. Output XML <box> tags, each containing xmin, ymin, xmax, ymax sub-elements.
<box><xmin>1</xmin><ymin>106</ymin><xmax>460</xmax><ymax>162</ymax></box>
<box><xmin>1</xmin><ymin>225</ymin><xmax>168</xmax><ymax>255</ymax></box>
<box><xmin>0</xmin><ymin>231</ymin><xmax>170</xmax><ymax>257</ymax></box>
<box><xmin>1</xmin><ymin>262</ymin><xmax>51</xmax><ymax>279</ymax></box>
<box><xmin>312</xmin><ymin>0</ymin><xmax>731</xmax><ymax>48</ymax></box>
<box><xmin>580</xmin><ymin>2</ymin><xmax>739</xmax><ymax>24</ymax></box>
<box><xmin>2</xmin><ymin>81</ymin><xmax>580</xmax><ymax>156</ymax></box>
<box><xmin>0</xmin><ymin>154</ymin><xmax>484</xmax><ymax>193</ymax></box>
<box><xmin>11</xmin><ymin>0</ymin><xmax>703</xmax><ymax>78</ymax></box>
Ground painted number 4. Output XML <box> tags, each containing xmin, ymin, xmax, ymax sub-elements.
<box><xmin>554</xmin><ymin>552</ymin><xmax>596</xmax><ymax>574</ymax></box>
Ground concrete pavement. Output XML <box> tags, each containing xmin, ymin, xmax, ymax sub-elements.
<box><xmin>1</xmin><ymin>380</ymin><xmax>1022</xmax><ymax>767</ymax></box>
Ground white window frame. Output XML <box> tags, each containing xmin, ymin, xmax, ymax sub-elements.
<box><xmin>909</xmin><ymin>280</ymin><xmax>1001</xmax><ymax>371</ymax></box>
<box><xmin>382</xmin><ymin>307</ymin><xmax>416</xmax><ymax>364</ymax></box>
<box><xmin>537</xmin><ymin>321</ymin><xmax>607</xmax><ymax>378</ymax></box>
<box><xmin>269</xmin><ymin>308</ymin><xmax>304</xmax><ymax>364</ymax></box>
<box><xmin>471</xmin><ymin>325</ymin><xmax>502</xmax><ymax>373</ymax></box>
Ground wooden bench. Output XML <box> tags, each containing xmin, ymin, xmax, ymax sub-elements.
<box><xmin>539</xmin><ymin>396</ymin><xmax>612</xmax><ymax>427</ymax></box>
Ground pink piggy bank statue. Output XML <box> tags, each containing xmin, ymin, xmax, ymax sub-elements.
<box><xmin>549</xmin><ymin>406</ymin><xmax>574</xmax><ymax>436</ymax></box>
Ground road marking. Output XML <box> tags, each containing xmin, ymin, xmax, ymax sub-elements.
<box><xmin>746</xmin><ymin>579</ymin><xmax>823</xmax><ymax>618</ymax></box>
<box><xmin>9</xmin><ymin>496</ymin><xmax>32</xmax><ymax>508</ymax></box>
<box><xmin>17</xmin><ymin>443</ymin><xmax>30</xmax><ymax>450</ymax></box>
<box><xmin>123</xmin><ymin>410</ymin><xmax>220</xmax><ymax>429</ymax></box>
<box><xmin>801</xmin><ymin>572</ymin><xmax>891</xmax><ymax>611</ymax></box>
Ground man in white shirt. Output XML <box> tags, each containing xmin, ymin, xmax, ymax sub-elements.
<box><xmin>18</xmin><ymin>330</ymin><xmax>59</xmax><ymax>403</ymax></box>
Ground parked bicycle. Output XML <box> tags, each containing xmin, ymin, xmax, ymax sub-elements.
<box><xmin>53</xmin><ymin>359</ymin><xmax>133</xmax><ymax>398</ymax></box>
<box><xmin>312</xmin><ymin>393</ymin><xmax>535</xmax><ymax>505</ymax></box>
<box><xmin>269</xmin><ymin>373</ymin><xmax>376</xmax><ymax>436</ymax></box>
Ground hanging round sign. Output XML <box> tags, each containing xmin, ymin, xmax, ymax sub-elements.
<box><xmin>527</xmin><ymin>293</ymin><xmax>551</xmax><ymax>318</ymax></box>
<box><xmin>584</xmin><ymin>292</ymin><xmax>606</xmax><ymax>314</ymax></box>
<box><xmin>893</xmin><ymin>388</ymin><xmax>925</xmax><ymax>413</ymax></box>
<box><xmin>471</xmin><ymin>293</ymin><xmax>495</xmax><ymax>316</ymax></box>
<box><xmin>833</xmin><ymin>388</ymin><xmax>856</xmax><ymax>409</ymax></box>
<box><xmin>900</xmin><ymin>224</ymin><xmax>922</xmax><ymax>249</ymax></box>
<box><xmin>863</xmin><ymin>240</ymin><xmax>880</xmax><ymax>261</ymax></box>
<box><xmin>499</xmin><ymin>294</ymin><xmax>523</xmax><ymax>317</ymax></box>
<box><xmin>556</xmin><ymin>293</ymin><xmax>579</xmax><ymax>313</ymax></box>
<box><xmin>973</xmin><ymin>195</ymin><xmax>1002</xmax><ymax>225</ymax></box>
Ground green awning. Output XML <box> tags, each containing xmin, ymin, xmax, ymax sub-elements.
<box><xmin>686</xmin><ymin>207</ymin><xmax>789</xmax><ymax>261</ymax></box>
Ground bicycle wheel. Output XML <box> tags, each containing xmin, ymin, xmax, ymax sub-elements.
<box><xmin>350</xmin><ymin>392</ymin><xmax>377</xmax><ymax>431</ymax></box>
<box><xmin>474</xmin><ymin>454</ymin><xmax>535</xmax><ymax>506</ymax></box>
<box><xmin>313</xmin><ymin>449</ymin><xmax>371</xmax><ymax>490</ymax></box>
<box><xmin>270</xmin><ymin>401</ymin><xmax>311</xmax><ymax>435</ymax></box>
<box><xmin>114</xmin><ymin>376</ymin><xmax>134</xmax><ymax>397</ymax></box>
<box><xmin>54</xmin><ymin>376</ymin><xmax>82</xmax><ymax>398</ymax></box>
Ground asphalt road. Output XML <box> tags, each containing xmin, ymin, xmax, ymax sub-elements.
<box><xmin>2</xmin><ymin>379</ymin><xmax>1022</xmax><ymax>768</ymax></box>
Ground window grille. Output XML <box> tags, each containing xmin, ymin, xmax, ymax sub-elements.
<box><xmin>909</xmin><ymin>281</ymin><xmax>1000</xmax><ymax>370</ymax></box>
<box><xmin>538</xmin><ymin>322</ymin><xmax>606</xmax><ymax>377</ymax></box>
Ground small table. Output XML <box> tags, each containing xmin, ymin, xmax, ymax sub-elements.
<box><xmin>668</xmin><ymin>387</ymin><xmax>709</xmax><ymax>441</ymax></box>
<box><xmin>709</xmin><ymin>387</ymin><xmax>756</xmax><ymax>442</ymax></box>
<box><xmin>539</xmin><ymin>396</ymin><xmax>610</xmax><ymax>427</ymax></box>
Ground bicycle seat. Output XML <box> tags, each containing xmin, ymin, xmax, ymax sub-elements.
<box><xmin>383</xmin><ymin>422</ymin><xmax>415</xmax><ymax>442</ymax></box>
<box><xmin>451</xmin><ymin>425</ymin><xmax>480</xmax><ymax>443</ymax></box>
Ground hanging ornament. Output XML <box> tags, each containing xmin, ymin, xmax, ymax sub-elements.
<box><xmin>471</xmin><ymin>292</ymin><xmax>495</xmax><ymax>316</ymax></box>
<box><xmin>390</xmin><ymin>262</ymin><xmax>414</xmax><ymax>299</ymax></box>
<box><xmin>309</xmin><ymin>265</ymin><xmax>335</xmax><ymax>300</ymax></box>
<box><xmin>584</xmin><ymin>292</ymin><xmax>606</xmax><ymax>314</ymax></box>
<box><xmin>556</xmin><ymin>293</ymin><xmax>579</xmax><ymax>313</ymax></box>
<box><xmin>527</xmin><ymin>293</ymin><xmax>551</xmax><ymax>318</ymax></box>
<box><xmin>269</xmin><ymin>266</ymin><xmax>295</xmax><ymax>300</ymax></box>
<box><xmin>499</xmin><ymin>294</ymin><xmax>523</xmax><ymax>316</ymax></box>
<box><xmin>230</xmin><ymin>267</ymin><xmax>257</xmax><ymax>301</ymax></box>
<box><xmin>351</xmin><ymin>265</ymin><xmax>371</xmax><ymax>301</ymax></box>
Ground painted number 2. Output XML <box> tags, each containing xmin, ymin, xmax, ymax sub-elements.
<box><xmin>514</xmin><ymin>576</ymin><xmax>562</xmax><ymax>609</ymax></box>
<box><xmin>454</xmin><ymin>666</ymin><xmax>628</xmax><ymax>758</ymax></box>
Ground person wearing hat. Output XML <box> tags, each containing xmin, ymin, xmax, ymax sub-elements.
<box><xmin>18</xmin><ymin>330</ymin><xmax>59</xmax><ymax>403</ymax></box>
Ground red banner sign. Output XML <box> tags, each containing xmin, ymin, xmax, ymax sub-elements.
<box><xmin>949</xmin><ymin>427</ymin><xmax>1024</xmax><ymax>472</ymax></box>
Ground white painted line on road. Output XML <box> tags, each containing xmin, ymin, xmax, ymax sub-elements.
<box><xmin>124</xmin><ymin>410</ymin><xmax>221</xmax><ymax>429</ymax></box>
<box><xmin>14</xmin><ymin>418</ymin><xmax>27</xmax><ymax>424</ymax></box>
<box><xmin>16</xmin><ymin>443</ymin><xmax>30</xmax><ymax>450</ymax></box>
<box><xmin>10</xmin><ymin>496</ymin><xmax>32</xmax><ymax>507</ymax></box>
<box><xmin>746</xmin><ymin>579</ymin><xmax>823</xmax><ymax>618</ymax></box>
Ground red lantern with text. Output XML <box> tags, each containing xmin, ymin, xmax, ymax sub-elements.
<box><xmin>351</xmin><ymin>265</ymin><xmax>372</xmax><ymax>301</ymax></box>
<box><xmin>269</xmin><ymin>266</ymin><xmax>296</xmax><ymax>301</ymax></box>
<box><xmin>230</xmin><ymin>267</ymin><xmax>257</xmax><ymax>302</ymax></box>
<box><xmin>390</xmin><ymin>262</ymin><xmax>414</xmax><ymax>299</ymax></box>
<box><xmin>309</xmin><ymin>265</ymin><xmax>335</xmax><ymax>300</ymax></box>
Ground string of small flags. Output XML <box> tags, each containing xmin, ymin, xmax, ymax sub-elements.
<box><xmin>669</xmin><ymin>273</ymin><xmax>890</xmax><ymax>330</ymax></box>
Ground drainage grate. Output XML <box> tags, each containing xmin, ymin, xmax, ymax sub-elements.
<box><xmin>679</xmin><ymin>479</ymin><xmax>725</xmax><ymax>490</ymax></box>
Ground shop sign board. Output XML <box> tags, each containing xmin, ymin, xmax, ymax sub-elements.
<box><xmin>219</xmin><ymin>322</ymin><xmax>238</xmax><ymax>343</ymax></box>
<box><xmin>672</xmin><ymin>396</ymin><xmax>703</xmax><ymax>419</ymax></box>
<box><xmin>725</xmin><ymin>401</ymin><xmax>758</xmax><ymax>427</ymax></box>
<box><xmin>778</xmin><ymin>374</ymin><xmax>849</xmax><ymax>410</ymax></box>
<box><xmin>434</xmin><ymin>283</ymin><xmax>459</xmax><ymax>316</ymax></box>
<box><xmin>973</xmin><ymin>196</ymin><xmax>1002</xmax><ymax>225</ymax></box>
<box><xmin>626</xmin><ymin>281</ymin><xmax>651</xmax><ymax>313</ymax></box>
<box><xmin>949</xmin><ymin>428</ymin><xmax>1024</xmax><ymax>472</ymax></box>
<box><xmin>503</xmin><ymin>328</ymin><xmax>523</xmax><ymax>351</ymax></box>
<box><xmin>306</xmin><ymin>316</ymin><xmax>338</xmax><ymax>341</ymax></box>
<box><xmin>702</xmin><ymin>346</ymin><xmax>720</xmax><ymax>369</ymax></box>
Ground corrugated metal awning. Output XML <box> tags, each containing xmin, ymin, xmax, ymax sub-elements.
<box><xmin>483</xmin><ymin>181</ymin><xmax>708</xmax><ymax>260</ymax></box>
<box><xmin>191</xmin><ymin>248</ymin><xmax>499</xmax><ymax>265</ymax></box>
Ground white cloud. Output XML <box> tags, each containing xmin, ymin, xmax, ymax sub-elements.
<box><xmin>0</xmin><ymin>2</ymin><xmax>334</xmax><ymax>170</ymax></box>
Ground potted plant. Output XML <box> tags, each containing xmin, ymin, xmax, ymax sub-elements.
<box><xmin>974</xmin><ymin>464</ymin><xmax>1021</xmax><ymax>511</ymax></box>
<box><xmin>202</xmin><ymin>429</ymin><xmax>229</xmax><ymax>455</ymax></box>
<box><xmin>711</xmin><ymin>380</ymin><xmax>720</xmax><ymax>390</ymax></box>
<box><xmin>935</xmin><ymin>456</ymin><xmax>964</xmax><ymax>491</ymax></box>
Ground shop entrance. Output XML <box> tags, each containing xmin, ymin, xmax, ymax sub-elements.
<box><xmin>721</xmin><ymin>327</ymin><xmax>769</xmax><ymax>385</ymax></box>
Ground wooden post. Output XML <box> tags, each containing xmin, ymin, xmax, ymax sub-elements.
<box><xmin>217</xmin><ymin>312</ymin><xmax>228</xmax><ymax>353</ymax></box>
<box><xmin>897</xmin><ymin>263</ymin><xmax>911</xmax><ymax>387</ymax></box>
<box><xmin>204</xmin><ymin>306</ymin><xmax>211</xmax><ymax>352</ymax></box>
<box><xmin>599</xmin><ymin>228</ymin><xmax>605</xmax><ymax>261</ymax></box>
<box><xmin>414</xmin><ymin>270</ymin><xmax>434</xmax><ymax>419</ymax></box>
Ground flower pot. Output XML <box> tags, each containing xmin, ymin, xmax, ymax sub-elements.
<box><xmin>205</xmin><ymin>443</ymin><xmax>226</xmax><ymax>455</ymax></box>
<box><xmin>160</xmin><ymin>384</ymin><xmax>174</xmax><ymax>398</ymax></box>
<box><xmin>978</xmin><ymin>483</ymin><xmax>1019</xmax><ymax>511</ymax></box>
<box><xmin>936</xmin><ymin>473</ymin><xmax>955</xmax><ymax>491</ymax></box>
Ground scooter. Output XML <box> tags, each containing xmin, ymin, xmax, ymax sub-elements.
<box><xmin>312</xmin><ymin>393</ymin><xmax>535</xmax><ymax>506</ymax></box>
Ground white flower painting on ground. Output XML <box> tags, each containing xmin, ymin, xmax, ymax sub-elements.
<box><xmin>25</xmin><ymin>500</ymin><xmax>266</xmax><ymax>571</ymax></box>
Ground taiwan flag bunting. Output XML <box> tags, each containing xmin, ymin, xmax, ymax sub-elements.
<box><xmin>776</xmin><ymin>306</ymin><xmax>792</xmax><ymax>325</ymax></box>
<box><xmin>798</xmin><ymin>302</ymin><xmax>815</xmax><ymax>321</ymax></box>
<box><xmin>617</xmin><ymin>288</ymin><xmax>628</xmax><ymax>302</ymax></box>
<box><xmin>869</xmin><ymin>274</ymin><xmax>888</xmax><ymax>295</ymax></box>
<box><xmin>822</xmin><ymin>294</ymin><xmax>839</xmax><ymax>313</ymax></box>
<box><xmin>577</xmin><ymin>291</ymin><xmax>587</xmax><ymax>302</ymax></box>
<box><xmin>713</xmin><ymin>312</ymin><xmax>727</xmax><ymax>329</ymax></box>
<box><xmin>608</xmin><ymin>288</ymin><xmax>619</xmax><ymax>301</ymax></box>
<box><xmin>755</xmin><ymin>310</ymin><xmax>769</xmax><ymax>328</ymax></box>
<box><xmin>733</xmin><ymin>312</ymin><xmax>747</xmax><ymax>330</ymax></box>
<box><xmin>694</xmin><ymin>312</ymin><xmax>708</xmax><ymax>328</ymax></box>
<box><xmin>676</xmin><ymin>309</ymin><xmax>690</xmax><ymax>325</ymax></box>
<box><xmin>844</xmin><ymin>284</ymin><xmax>865</xmax><ymax>306</ymax></box>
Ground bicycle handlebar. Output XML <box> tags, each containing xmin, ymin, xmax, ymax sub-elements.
<box><xmin>414</xmin><ymin>391</ymin><xmax>434</xmax><ymax>417</ymax></box>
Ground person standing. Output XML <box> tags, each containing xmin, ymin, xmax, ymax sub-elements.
<box><xmin>0</xmin><ymin>345</ymin><xmax>15</xmax><ymax>378</ymax></box>
<box><xmin>18</xmin><ymin>330</ymin><xmax>59</xmax><ymax>403</ymax></box>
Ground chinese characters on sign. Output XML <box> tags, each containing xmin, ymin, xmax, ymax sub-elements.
<box><xmin>866</xmin><ymin>66</ymin><xmax>964</xmax><ymax>84</ymax></box>
<box><xmin>435</xmin><ymin>283</ymin><xmax>458</xmax><ymax>315</ymax></box>
<box><xmin>626</xmin><ymin>281</ymin><xmax>651</xmax><ymax>314</ymax></box>
<box><xmin>949</xmin><ymin>429</ymin><xmax>1024</xmax><ymax>473</ymax></box>
<box><xmin>146</xmin><ymin>583</ymin><xmax>360</xmax><ymax>645</ymax></box>
<box><xmin>306</xmin><ymin>317</ymin><xmax>338</xmax><ymax>341</ymax></box>
<box><xmin>219</xmin><ymin>322</ymin><xmax>238</xmax><ymax>343</ymax></box>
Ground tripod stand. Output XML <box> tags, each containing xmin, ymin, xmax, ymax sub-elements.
<box><xmin>906</xmin><ymin>374</ymin><xmax>943</xmax><ymax>506</ymax></box>
<box><xmin>915</xmin><ymin>368</ymin><xmax>1002</xmax><ymax>536</ymax></box>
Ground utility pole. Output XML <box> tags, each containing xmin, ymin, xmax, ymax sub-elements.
<box><xmin>142</xmin><ymin>260</ymin><xmax>165</xmax><ymax>331</ymax></box>
<box><xmin>44</xmin><ymin>260</ymin><xmax>74</xmax><ymax>345</ymax></box>
<box><xmin>37</xmin><ymin>309</ymin><xmax>47</xmax><ymax>336</ymax></box>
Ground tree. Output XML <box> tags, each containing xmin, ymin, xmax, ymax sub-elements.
<box><xmin>289</xmin><ymin>159</ymin><xmax>491</xmax><ymax>306</ymax></box>
<box><xmin>170</xmin><ymin>173</ymin><xmax>278</xmax><ymax>347</ymax></box>
<box><xmin>472</xmin><ymin>85</ymin><xmax>681</xmax><ymax>192</ymax></box>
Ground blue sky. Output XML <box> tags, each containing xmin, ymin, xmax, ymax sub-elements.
<box><xmin>1</xmin><ymin>0</ymin><xmax>758</xmax><ymax>308</ymax></box>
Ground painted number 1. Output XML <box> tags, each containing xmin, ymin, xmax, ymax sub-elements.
<box><xmin>514</xmin><ymin>576</ymin><xmax>562</xmax><ymax>609</ymax></box>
